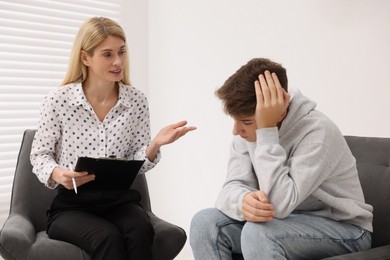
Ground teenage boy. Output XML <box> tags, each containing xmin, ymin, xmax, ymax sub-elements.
<box><xmin>190</xmin><ymin>58</ymin><xmax>372</xmax><ymax>260</ymax></box>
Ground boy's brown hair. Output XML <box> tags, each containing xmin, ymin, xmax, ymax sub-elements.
<box><xmin>215</xmin><ymin>58</ymin><xmax>288</xmax><ymax>116</ymax></box>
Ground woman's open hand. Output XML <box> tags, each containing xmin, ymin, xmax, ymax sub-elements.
<box><xmin>146</xmin><ymin>120</ymin><xmax>197</xmax><ymax>161</ymax></box>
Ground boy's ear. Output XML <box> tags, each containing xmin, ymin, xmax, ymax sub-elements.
<box><xmin>278</xmin><ymin>91</ymin><xmax>290</xmax><ymax>123</ymax></box>
<box><xmin>278</xmin><ymin>107</ymin><xmax>288</xmax><ymax>123</ymax></box>
<box><xmin>80</xmin><ymin>50</ymin><xmax>90</xmax><ymax>66</ymax></box>
<box><xmin>278</xmin><ymin>105</ymin><xmax>290</xmax><ymax>123</ymax></box>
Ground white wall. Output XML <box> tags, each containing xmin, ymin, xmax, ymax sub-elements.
<box><xmin>123</xmin><ymin>0</ymin><xmax>149</xmax><ymax>95</ymax></box>
<box><xmin>128</xmin><ymin>0</ymin><xmax>390</xmax><ymax>256</ymax></box>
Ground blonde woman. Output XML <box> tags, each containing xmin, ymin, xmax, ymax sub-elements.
<box><xmin>31</xmin><ymin>17</ymin><xmax>196</xmax><ymax>260</ymax></box>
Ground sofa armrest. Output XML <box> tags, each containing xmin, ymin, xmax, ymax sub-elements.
<box><xmin>0</xmin><ymin>214</ymin><xmax>36</xmax><ymax>260</ymax></box>
<box><xmin>322</xmin><ymin>245</ymin><xmax>390</xmax><ymax>260</ymax></box>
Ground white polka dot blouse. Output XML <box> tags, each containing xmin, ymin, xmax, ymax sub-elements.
<box><xmin>30</xmin><ymin>82</ymin><xmax>160</xmax><ymax>188</ymax></box>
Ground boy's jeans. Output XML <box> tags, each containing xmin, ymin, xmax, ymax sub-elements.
<box><xmin>190</xmin><ymin>208</ymin><xmax>371</xmax><ymax>260</ymax></box>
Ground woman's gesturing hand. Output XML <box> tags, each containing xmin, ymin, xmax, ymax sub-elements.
<box><xmin>147</xmin><ymin>120</ymin><xmax>197</xmax><ymax>161</ymax></box>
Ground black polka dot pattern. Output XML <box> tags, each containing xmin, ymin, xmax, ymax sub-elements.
<box><xmin>30</xmin><ymin>82</ymin><xmax>160</xmax><ymax>188</ymax></box>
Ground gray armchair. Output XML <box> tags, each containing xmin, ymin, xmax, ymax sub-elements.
<box><xmin>0</xmin><ymin>129</ymin><xmax>187</xmax><ymax>260</ymax></box>
<box><xmin>232</xmin><ymin>136</ymin><xmax>390</xmax><ymax>260</ymax></box>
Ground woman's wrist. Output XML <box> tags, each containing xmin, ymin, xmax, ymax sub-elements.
<box><xmin>50</xmin><ymin>166</ymin><xmax>63</xmax><ymax>184</ymax></box>
<box><xmin>146</xmin><ymin>140</ymin><xmax>161</xmax><ymax>162</ymax></box>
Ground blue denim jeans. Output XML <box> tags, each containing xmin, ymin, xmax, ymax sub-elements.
<box><xmin>190</xmin><ymin>208</ymin><xmax>371</xmax><ymax>260</ymax></box>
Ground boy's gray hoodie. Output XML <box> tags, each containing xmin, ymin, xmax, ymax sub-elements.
<box><xmin>215</xmin><ymin>88</ymin><xmax>373</xmax><ymax>232</ymax></box>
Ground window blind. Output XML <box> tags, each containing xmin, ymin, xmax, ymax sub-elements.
<box><xmin>0</xmin><ymin>0</ymin><xmax>125</xmax><ymax>225</ymax></box>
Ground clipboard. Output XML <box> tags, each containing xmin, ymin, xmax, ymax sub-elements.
<box><xmin>74</xmin><ymin>157</ymin><xmax>145</xmax><ymax>191</ymax></box>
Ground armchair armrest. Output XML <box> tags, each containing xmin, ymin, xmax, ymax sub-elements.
<box><xmin>0</xmin><ymin>214</ymin><xmax>36</xmax><ymax>260</ymax></box>
<box><xmin>148</xmin><ymin>212</ymin><xmax>187</xmax><ymax>260</ymax></box>
<box><xmin>322</xmin><ymin>245</ymin><xmax>390</xmax><ymax>260</ymax></box>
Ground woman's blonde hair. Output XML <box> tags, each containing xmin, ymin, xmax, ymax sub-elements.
<box><xmin>62</xmin><ymin>17</ymin><xmax>130</xmax><ymax>85</ymax></box>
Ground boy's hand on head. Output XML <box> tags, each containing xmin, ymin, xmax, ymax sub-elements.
<box><xmin>254</xmin><ymin>71</ymin><xmax>290</xmax><ymax>129</ymax></box>
<box><xmin>242</xmin><ymin>190</ymin><xmax>275</xmax><ymax>222</ymax></box>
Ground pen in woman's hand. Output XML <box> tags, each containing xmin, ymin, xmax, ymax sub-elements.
<box><xmin>69</xmin><ymin>163</ymin><xmax>77</xmax><ymax>194</ymax></box>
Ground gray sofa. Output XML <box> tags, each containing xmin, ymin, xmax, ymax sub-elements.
<box><xmin>231</xmin><ymin>135</ymin><xmax>390</xmax><ymax>260</ymax></box>
<box><xmin>0</xmin><ymin>129</ymin><xmax>187</xmax><ymax>260</ymax></box>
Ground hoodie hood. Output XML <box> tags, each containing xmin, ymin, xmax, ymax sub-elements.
<box><xmin>279</xmin><ymin>87</ymin><xmax>317</xmax><ymax>137</ymax></box>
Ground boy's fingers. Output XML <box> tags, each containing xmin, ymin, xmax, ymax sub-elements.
<box><xmin>255</xmin><ymin>190</ymin><xmax>269</xmax><ymax>203</ymax></box>
<box><xmin>254</xmin><ymin>80</ymin><xmax>264</xmax><ymax>104</ymax></box>
<box><xmin>271</xmin><ymin>72</ymin><xmax>284</xmax><ymax>103</ymax></box>
<box><xmin>264</xmin><ymin>71</ymin><xmax>277</xmax><ymax>101</ymax></box>
<box><xmin>258</xmin><ymin>74</ymin><xmax>270</xmax><ymax>104</ymax></box>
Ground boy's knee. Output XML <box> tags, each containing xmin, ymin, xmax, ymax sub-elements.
<box><xmin>241</xmin><ymin>222</ymin><xmax>269</xmax><ymax>243</ymax></box>
<box><xmin>190</xmin><ymin>208</ymin><xmax>220</xmax><ymax>246</ymax></box>
<box><xmin>191</xmin><ymin>208</ymin><xmax>222</xmax><ymax>228</ymax></box>
<box><xmin>241</xmin><ymin>222</ymin><xmax>275</xmax><ymax>258</ymax></box>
